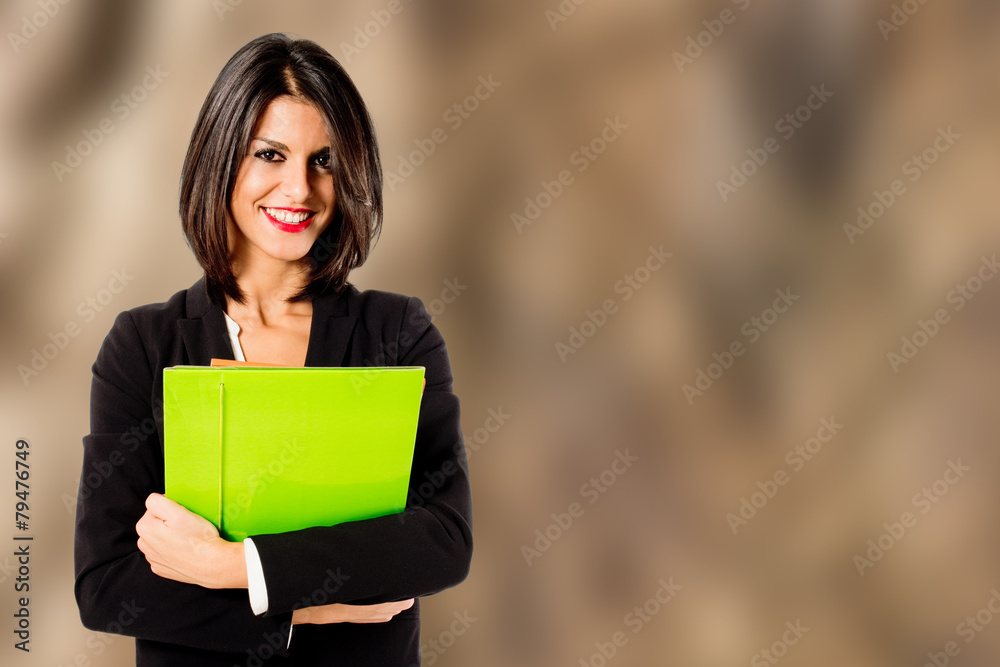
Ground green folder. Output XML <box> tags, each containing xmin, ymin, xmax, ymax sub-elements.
<box><xmin>163</xmin><ymin>365</ymin><xmax>425</xmax><ymax>541</ymax></box>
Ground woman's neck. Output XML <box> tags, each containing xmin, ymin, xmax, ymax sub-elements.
<box><xmin>227</xmin><ymin>254</ymin><xmax>313</xmax><ymax>325</ymax></box>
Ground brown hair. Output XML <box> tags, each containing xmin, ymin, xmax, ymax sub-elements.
<box><xmin>179</xmin><ymin>33</ymin><xmax>383</xmax><ymax>304</ymax></box>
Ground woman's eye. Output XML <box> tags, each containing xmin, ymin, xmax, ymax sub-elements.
<box><xmin>254</xmin><ymin>148</ymin><xmax>281</xmax><ymax>161</ymax></box>
<box><xmin>314</xmin><ymin>153</ymin><xmax>332</xmax><ymax>169</ymax></box>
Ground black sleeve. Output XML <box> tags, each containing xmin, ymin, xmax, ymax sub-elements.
<box><xmin>73</xmin><ymin>311</ymin><xmax>294</xmax><ymax>655</ymax></box>
<box><xmin>250</xmin><ymin>296</ymin><xmax>474</xmax><ymax>615</ymax></box>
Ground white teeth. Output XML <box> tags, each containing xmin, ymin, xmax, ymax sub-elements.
<box><xmin>263</xmin><ymin>207</ymin><xmax>312</xmax><ymax>223</ymax></box>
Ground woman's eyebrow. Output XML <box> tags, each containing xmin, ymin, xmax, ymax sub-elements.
<box><xmin>251</xmin><ymin>136</ymin><xmax>331</xmax><ymax>156</ymax></box>
<box><xmin>251</xmin><ymin>136</ymin><xmax>290</xmax><ymax>151</ymax></box>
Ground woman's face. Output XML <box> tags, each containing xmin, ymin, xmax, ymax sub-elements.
<box><xmin>228</xmin><ymin>95</ymin><xmax>337</xmax><ymax>268</ymax></box>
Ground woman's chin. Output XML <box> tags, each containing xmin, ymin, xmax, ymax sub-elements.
<box><xmin>233</xmin><ymin>241</ymin><xmax>318</xmax><ymax>267</ymax></box>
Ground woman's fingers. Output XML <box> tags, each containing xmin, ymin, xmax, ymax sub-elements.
<box><xmin>356</xmin><ymin>599</ymin><xmax>414</xmax><ymax>622</ymax></box>
<box><xmin>133</xmin><ymin>497</ymin><xmax>231</xmax><ymax>587</ymax></box>
<box><xmin>293</xmin><ymin>599</ymin><xmax>416</xmax><ymax>625</ymax></box>
<box><xmin>391</xmin><ymin>598</ymin><xmax>415</xmax><ymax>614</ymax></box>
<box><xmin>144</xmin><ymin>492</ymin><xmax>180</xmax><ymax>520</ymax></box>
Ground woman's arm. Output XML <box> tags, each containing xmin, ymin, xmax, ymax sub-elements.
<box><xmin>249</xmin><ymin>295</ymin><xmax>474</xmax><ymax>616</ymax></box>
<box><xmin>74</xmin><ymin>311</ymin><xmax>295</xmax><ymax>655</ymax></box>
<box><xmin>132</xmin><ymin>492</ymin><xmax>417</xmax><ymax>625</ymax></box>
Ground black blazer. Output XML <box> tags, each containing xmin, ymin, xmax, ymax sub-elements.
<box><xmin>74</xmin><ymin>276</ymin><xmax>473</xmax><ymax>666</ymax></box>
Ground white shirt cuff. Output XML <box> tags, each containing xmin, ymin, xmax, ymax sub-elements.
<box><xmin>243</xmin><ymin>538</ymin><xmax>268</xmax><ymax>615</ymax></box>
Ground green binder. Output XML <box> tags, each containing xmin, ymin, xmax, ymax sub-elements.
<box><xmin>163</xmin><ymin>365</ymin><xmax>425</xmax><ymax>541</ymax></box>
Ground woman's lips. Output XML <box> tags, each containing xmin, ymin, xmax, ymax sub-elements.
<box><xmin>261</xmin><ymin>206</ymin><xmax>315</xmax><ymax>233</ymax></box>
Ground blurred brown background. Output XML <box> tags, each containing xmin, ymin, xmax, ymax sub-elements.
<box><xmin>3</xmin><ymin>0</ymin><xmax>1000</xmax><ymax>665</ymax></box>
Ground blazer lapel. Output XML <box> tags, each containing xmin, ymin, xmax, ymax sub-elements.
<box><xmin>176</xmin><ymin>275</ymin><xmax>357</xmax><ymax>367</ymax></box>
<box><xmin>177</xmin><ymin>277</ymin><xmax>236</xmax><ymax>364</ymax></box>
<box><xmin>304</xmin><ymin>285</ymin><xmax>357</xmax><ymax>368</ymax></box>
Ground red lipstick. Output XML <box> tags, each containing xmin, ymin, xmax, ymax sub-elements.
<box><xmin>261</xmin><ymin>206</ymin><xmax>315</xmax><ymax>233</ymax></box>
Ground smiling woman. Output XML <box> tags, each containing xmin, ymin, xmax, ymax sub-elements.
<box><xmin>224</xmin><ymin>96</ymin><xmax>341</xmax><ymax>367</ymax></box>
<box><xmin>73</xmin><ymin>33</ymin><xmax>473</xmax><ymax>667</ymax></box>
<box><xmin>230</xmin><ymin>99</ymin><xmax>337</xmax><ymax>259</ymax></box>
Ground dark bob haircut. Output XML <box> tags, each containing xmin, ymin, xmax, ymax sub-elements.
<box><xmin>179</xmin><ymin>32</ymin><xmax>382</xmax><ymax>304</ymax></box>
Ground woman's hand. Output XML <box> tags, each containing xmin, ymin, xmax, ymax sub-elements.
<box><xmin>136</xmin><ymin>493</ymin><xmax>247</xmax><ymax>589</ymax></box>
<box><xmin>137</xmin><ymin>493</ymin><xmax>414</xmax><ymax>623</ymax></box>
<box><xmin>292</xmin><ymin>599</ymin><xmax>414</xmax><ymax>625</ymax></box>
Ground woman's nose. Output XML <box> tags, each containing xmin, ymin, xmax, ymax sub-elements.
<box><xmin>280</xmin><ymin>162</ymin><xmax>312</xmax><ymax>201</ymax></box>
